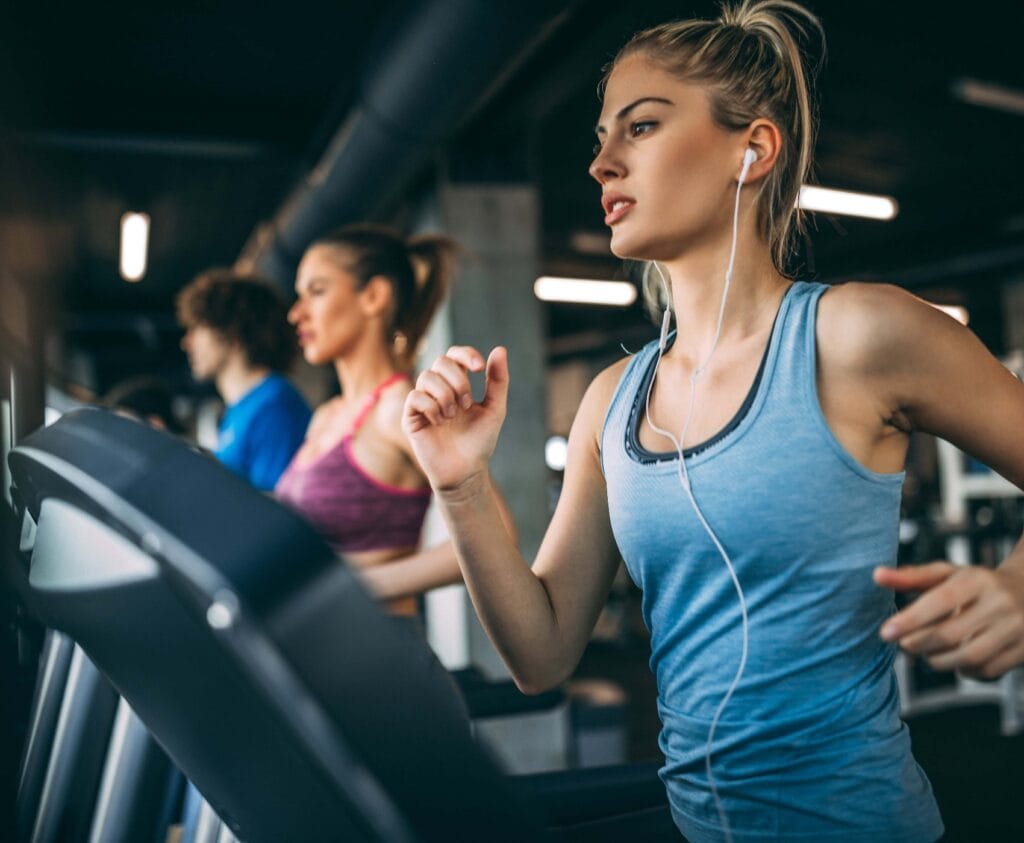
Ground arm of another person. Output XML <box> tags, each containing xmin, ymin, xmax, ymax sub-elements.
<box><xmin>402</xmin><ymin>346</ymin><xmax>624</xmax><ymax>694</ymax></box>
<box><xmin>847</xmin><ymin>284</ymin><xmax>1024</xmax><ymax>678</ymax></box>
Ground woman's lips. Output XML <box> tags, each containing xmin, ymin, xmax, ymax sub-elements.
<box><xmin>604</xmin><ymin>199</ymin><xmax>636</xmax><ymax>226</ymax></box>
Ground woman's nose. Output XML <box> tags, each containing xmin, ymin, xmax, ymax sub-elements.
<box><xmin>589</xmin><ymin>143</ymin><xmax>624</xmax><ymax>184</ymax></box>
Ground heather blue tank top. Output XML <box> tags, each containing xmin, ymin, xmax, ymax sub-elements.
<box><xmin>601</xmin><ymin>282</ymin><xmax>943</xmax><ymax>843</ymax></box>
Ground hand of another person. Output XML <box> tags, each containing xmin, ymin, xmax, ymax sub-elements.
<box><xmin>875</xmin><ymin>561</ymin><xmax>1024</xmax><ymax>679</ymax></box>
<box><xmin>403</xmin><ymin>346</ymin><xmax>509</xmax><ymax>492</ymax></box>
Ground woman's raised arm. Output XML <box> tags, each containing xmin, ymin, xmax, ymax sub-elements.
<box><xmin>403</xmin><ymin>345</ymin><xmax>625</xmax><ymax>692</ymax></box>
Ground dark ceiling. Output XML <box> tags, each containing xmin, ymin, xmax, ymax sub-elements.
<box><xmin>1</xmin><ymin>0</ymin><xmax>1022</xmax><ymax>390</ymax></box>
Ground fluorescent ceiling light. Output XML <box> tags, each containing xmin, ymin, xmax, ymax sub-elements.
<box><xmin>797</xmin><ymin>186</ymin><xmax>898</xmax><ymax>220</ymax></box>
<box><xmin>534</xmin><ymin>276</ymin><xmax>637</xmax><ymax>306</ymax></box>
<box><xmin>120</xmin><ymin>212</ymin><xmax>150</xmax><ymax>282</ymax></box>
<box><xmin>951</xmin><ymin>78</ymin><xmax>1024</xmax><ymax>117</ymax></box>
<box><xmin>931</xmin><ymin>304</ymin><xmax>969</xmax><ymax>325</ymax></box>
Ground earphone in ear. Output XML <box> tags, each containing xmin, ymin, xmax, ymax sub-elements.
<box><xmin>740</xmin><ymin>148</ymin><xmax>757</xmax><ymax>184</ymax></box>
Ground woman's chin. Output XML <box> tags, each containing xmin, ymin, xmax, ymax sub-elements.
<box><xmin>609</xmin><ymin>226</ymin><xmax>662</xmax><ymax>262</ymax></box>
<box><xmin>302</xmin><ymin>347</ymin><xmax>326</xmax><ymax>366</ymax></box>
<box><xmin>608</xmin><ymin>236</ymin><xmax>636</xmax><ymax>261</ymax></box>
<box><xmin>610</xmin><ymin>235</ymin><xmax>654</xmax><ymax>262</ymax></box>
<box><xmin>611</xmin><ymin>232</ymin><xmax>684</xmax><ymax>264</ymax></box>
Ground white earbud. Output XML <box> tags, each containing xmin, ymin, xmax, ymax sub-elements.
<box><xmin>740</xmin><ymin>148</ymin><xmax>757</xmax><ymax>184</ymax></box>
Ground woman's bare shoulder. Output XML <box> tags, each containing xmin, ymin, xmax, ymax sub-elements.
<box><xmin>305</xmin><ymin>395</ymin><xmax>347</xmax><ymax>438</ymax></box>
<box><xmin>376</xmin><ymin>377</ymin><xmax>416</xmax><ymax>447</ymax></box>
<box><xmin>817</xmin><ymin>281</ymin><xmax>945</xmax><ymax>373</ymax></box>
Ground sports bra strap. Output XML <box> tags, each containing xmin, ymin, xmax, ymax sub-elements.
<box><xmin>349</xmin><ymin>373</ymin><xmax>411</xmax><ymax>434</ymax></box>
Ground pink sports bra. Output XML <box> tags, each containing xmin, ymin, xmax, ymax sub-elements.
<box><xmin>275</xmin><ymin>374</ymin><xmax>431</xmax><ymax>553</ymax></box>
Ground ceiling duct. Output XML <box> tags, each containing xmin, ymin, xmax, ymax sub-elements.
<box><xmin>239</xmin><ymin>0</ymin><xmax>574</xmax><ymax>286</ymax></box>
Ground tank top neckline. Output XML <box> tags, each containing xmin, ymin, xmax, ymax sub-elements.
<box><xmin>625</xmin><ymin>281</ymin><xmax>795</xmax><ymax>466</ymax></box>
<box><xmin>288</xmin><ymin>372</ymin><xmax>411</xmax><ymax>473</ymax></box>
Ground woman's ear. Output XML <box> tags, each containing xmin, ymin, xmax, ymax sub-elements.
<box><xmin>742</xmin><ymin>119</ymin><xmax>783</xmax><ymax>184</ymax></box>
<box><xmin>359</xmin><ymin>275</ymin><xmax>394</xmax><ymax>318</ymax></box>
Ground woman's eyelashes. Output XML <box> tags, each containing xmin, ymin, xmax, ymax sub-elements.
<box><xmin>629</xmin><ymin>120</ymin><xmax>657</xmax><ymax>138</ymax></box>
<box><xmin>592</xmin><ymin>120</ymin><xmax>659</xmax><ymax>154</ymax></box>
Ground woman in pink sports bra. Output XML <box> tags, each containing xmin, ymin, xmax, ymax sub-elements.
<box><xmin>276</xmin><ymin>224</ymin><xmax>512</xmax><ymax>617</ymax></box>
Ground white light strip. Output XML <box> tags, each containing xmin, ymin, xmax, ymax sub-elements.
<box><xmin>797</xmin><ymin>186</ymin><xmax>898</xmax><ymax>220</ymax></box>
<box><xmin>534</xmin><ymin>276</ymin><xmax>637</xmax><ymax>306</ymax></box>
<box><xmin>931</xmin><ymin>304</ymin><xmax>969</xmax><ymax>326</ymax></box>
<box><xmin>119</xmin><ymin>212</ymin><xmax>150</xmax><ymax>282</ymax></box>
<box><xmin>951</xmin><ymin>78</ymin><xmax>1024</xmax><ymax>117</ymax></box>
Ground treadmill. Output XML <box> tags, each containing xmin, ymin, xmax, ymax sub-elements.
<box><xmin>8</xmin><ymin>408</ymin><xmax>675</xmax><ymax>841</ymax></box>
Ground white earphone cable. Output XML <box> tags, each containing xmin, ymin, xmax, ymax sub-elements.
<box><xmin>643</xmin><ymin>152</ymin><xmax>754</xmax><ymax>843</ymax></box>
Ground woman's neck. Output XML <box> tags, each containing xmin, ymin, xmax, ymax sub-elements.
<box><xmin>660</xmin><ymin>232</ymin><xmax>789</xmax><ymax>366</ymax></box>
<box><xmin>333</xmin><ymin>340</ymin><xmax>401</xmax><ymax>401</ymax></box>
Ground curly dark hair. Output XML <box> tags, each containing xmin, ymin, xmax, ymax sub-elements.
<box><xmin>175</xmin><ymin>269</ymin><xmax>298</xmax><ymax>372</ymax></box>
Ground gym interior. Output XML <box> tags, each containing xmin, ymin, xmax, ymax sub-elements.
<box><xmin>2</xmin><ymin>1</ymin><xmax>1022</xmax><ymax>841</ymax></box>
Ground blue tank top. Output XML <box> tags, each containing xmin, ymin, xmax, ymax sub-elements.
<box><xmin>601</xmin><ymin>282</ymin><xmax>943</xmax><ymax>843</ymax></box>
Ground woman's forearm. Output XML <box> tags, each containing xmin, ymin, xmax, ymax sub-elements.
<box><xmin>358</xmin><ymin>541</ymin><xmax>463</xmax><ymax>601</ymax></box>
<box><xmin>357</xmin><ymin>477</ymin><xmax>520</xmax><ymax>601</ymax></box>
<box><xmin>436</xmin><ymin>471</ymin><xmax>566</xmax><ymax>693</ymax></box>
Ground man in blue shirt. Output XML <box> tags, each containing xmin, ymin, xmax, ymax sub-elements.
<box><xmin>177</xmin><ymin>269</ymin><xmax>311</xmax><ymax>491</ymax></box>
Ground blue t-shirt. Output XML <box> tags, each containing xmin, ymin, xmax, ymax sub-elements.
<box><xmin>215</xmin><ymin>373</ymin><xmax>311</xmax><ymax>491</ymax></box>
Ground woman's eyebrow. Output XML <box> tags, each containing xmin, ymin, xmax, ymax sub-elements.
<box><xmin>295</xmin><ymin>274</ymin><xmax>330</xmax><ymax>293</ymax></box>
<box><xmin>595</xmin><ymin>96</ymin><xmax>674</xmax><ymax>135</ymax></box>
